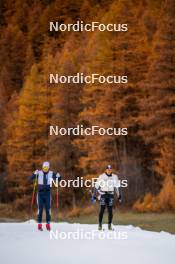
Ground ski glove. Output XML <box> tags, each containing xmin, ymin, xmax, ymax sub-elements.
<box><xmin>34</xmin><ymin>170</ymin><xmax>39</xmax><ymax>175</ymax></box>
<box><xmin>118</xmin><ymin>194</ymin><xmax>122</xmax><ymax>203</ymax></box>
<box><xmin>91</xmin><ymin>196</ymin><xmax>97</xmax><ymax>203</ymax></box>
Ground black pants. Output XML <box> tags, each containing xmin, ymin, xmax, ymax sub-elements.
<box><xmin>99</xmin><ymin>193</ymin><xmax>114</xmax><ymax>225</ymax></box>
<box><xmin>37</xmin><ymin>190</ymin><xmax>51</xmax><ymax>223</ymax></box>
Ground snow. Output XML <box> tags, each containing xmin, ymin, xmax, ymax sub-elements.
<box><xmin>0</xmin><ymin>221</ymin><xmax>174</xmax><ymax>264</ymax></box>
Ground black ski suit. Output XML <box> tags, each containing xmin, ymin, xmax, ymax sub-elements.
<box><xmin>94</xmin><ymin>172</ymin><xmax>121</xmax><ymax>226</ymax></box>
<box><xmin>30</xmin><ymin>170</ymin><xmax>61</xmax><ymax>223</ymax></box>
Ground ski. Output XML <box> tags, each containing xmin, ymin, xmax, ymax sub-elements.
<box><xmin>98</xmin><ymin>225</ymin><xmax>115</xmax><ymax>231</ymax></box>
<box><xmin>98</xmin><ymin>228</ymin><xmax>105</xmax><ymax>231</ymax></box>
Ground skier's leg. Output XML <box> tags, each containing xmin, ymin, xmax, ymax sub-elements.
<box><xmin>45</xmin><ymin>192</ymin><xmax>51</xmax><ymax>224</ymax></box>
<box><xmin>107</xmin><ymin>194</ymin><xmax>114</xmax><ymax>229</ymax></box>
<box><xmin>37</xmin><ymin>192</ymin><xmax>44</xmax><ymax>223</ymax></box>
<box><xmin>99</xmin><ymin>194</ymin><xmax>106</xmax><ymax>228</ymax></box>
<box><xmin>107</xmin><ymin>206</ymin><xmax>113</xmax><ymax>225</ymax></box>
<box><xmin>99</xmin><ymin>205</ymin><xmax>105</xmax><ymax>226</ymax></box>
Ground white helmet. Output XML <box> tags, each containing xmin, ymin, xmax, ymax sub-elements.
<box><xmin>42</xmin><ymin>161</ymin><xmax>50</xmax><ymax>172</ymax></box>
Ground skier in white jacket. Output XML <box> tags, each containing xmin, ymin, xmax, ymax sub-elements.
<box><xmin>92</xmin><ymin>165</ymin><xmax>122</xmax><ymax>230</ymax></box>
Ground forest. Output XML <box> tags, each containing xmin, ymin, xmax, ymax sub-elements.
<box><xmin>0</xmin><ymin>0</ymin><xmax>174</xmax><ymax>215</ymax></box>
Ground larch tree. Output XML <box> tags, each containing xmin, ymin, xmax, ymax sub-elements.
<box><xmin>134</xmin><ymin>0</ymin><xmax>175</xmax><ymax>211</ymax></box>
<box><xmin>48</xmin><ymin>33</ymin><xmax>85</xmax><ymax>208</ymax></box>
<box><xmin>5</xmin><ymin>64</ymin><xmax>51</xmax><ymax>207</ymax></box>
<box><xmin>76</xmin><ymin>0</ymin><xmax>150</xmax><ymax>204</ymax></box>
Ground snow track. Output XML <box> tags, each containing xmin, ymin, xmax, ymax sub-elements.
<box><xmin>0</xmin><ymin>221</ymin><xmax>174</xmax><ymax>264</ymax></box>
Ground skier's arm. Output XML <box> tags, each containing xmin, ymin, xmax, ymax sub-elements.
<box><xmin>91</xmin><ymin>186</ymin><xmax>99</xmax><ymax>198</ymax></box>
<box><xmin>116</xmin><ymin>187</ymin><xmax>122</xmax><ymax>202</ymax></box>
<box><xmin>118</xmin><ymin>188</ymin><xmax>122</xmax><ymax>202</ymax></box>
<box><xmin>115</xmin><ymin>185</ymin><xmax>120</xmax><ymax>197</ymax></box>
<box><xmin>28</xmin><ymin>170</ymin><xmax>38</xmax><ymax>181</ymax></box>
<box><xmin>94</xmin><ymin>175</ymin><xmax>101</xmax><ymax>191</ymax></box>
<box><xmin>114</xmin><ymin>175</ymin><xmax>122</xmax><ymax>202</ymax></box>
<box><xmin>91</xmin><ymin>176</ymin><xmax>101</xmax><ymax>202</ymax></box>
<box><xmin>91</xmin><ymin>187</ymin><xmax>98</xmax><ymax>203</ymax></box>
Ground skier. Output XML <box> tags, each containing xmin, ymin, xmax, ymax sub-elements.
<box><xmin>91</xmin><ymin>165</ymin><xmax>122</xmax><ymax>230</ymax></box>
<box><xmin>29</xmin><ymin>161</ymin><xmax>61</xmax><ymax>231</ymax></box>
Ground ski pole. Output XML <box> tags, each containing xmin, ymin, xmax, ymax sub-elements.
<box><xmin>56</xmin><ymin>186</ymin><xmax>59</xmax><ymax>209</ymax></box>
<box><xmin>31</xmin><ymin>177</ymin><xmax>37</xmax><ymax>210</ymax></box>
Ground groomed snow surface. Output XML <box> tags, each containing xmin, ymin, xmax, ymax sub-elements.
<box><xmin>0</xmin><ymin>221</ymin><xmax>174</xmax><ymax>264</ymax></box>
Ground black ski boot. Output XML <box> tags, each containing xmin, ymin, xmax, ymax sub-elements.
<box><xmin>108</xmin><ymin>224</ymin><xmax>113</xmax><ymax>231</ymax></box>
<box><xmin>98</xmin><ymin>223</ymin><xmax>102</xmax><ymax>231</ymax></box>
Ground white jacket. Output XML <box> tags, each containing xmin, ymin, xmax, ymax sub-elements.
<box><xmin>33</xmin><ymin>170</ymin><xmax>61</xmax><ymax>185</ymax></box>
<box><xmin>95</xmin><ymin>173</ymin><xmax>120</xmax><ymax>196</ymax></box>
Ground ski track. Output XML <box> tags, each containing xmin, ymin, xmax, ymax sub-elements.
<box><xmin>0</xmin><ymin>221</ymin><xmax>174</xmax><ymax>264</ymax></box>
